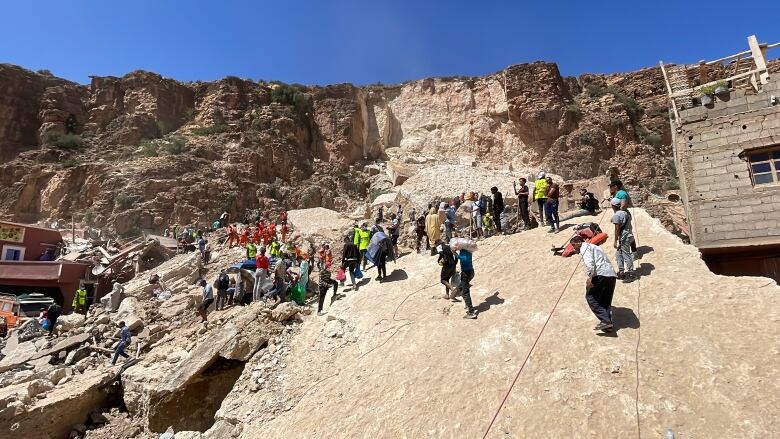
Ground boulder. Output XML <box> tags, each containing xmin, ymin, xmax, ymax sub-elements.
<box><xmin>270</xmin><ymin>303</ymin><xmax>301</xmax><ymax>322</ymax></box>
<box><xmin>56</xmin><ymin>313</ymin><xmax>86</xmax><ymax>332</ymax></box>
<box><xmin>65</xmin><ymin>347</ymin><xmax>91</xmax><ymax>365</ymax></box>
<box><xmin>364</xmin><ymin>164</ymin><xmax>381</xmax><ymax>175</ymax></box>
<box><xmin>113</xmin><ymin>297</ymin><xmax>144</xmax><ymax>331</ymax></box>
<box><xmin>386</xmin><ymin>160</ymin><xmax>416</xmax><ymax>186</ymax></box>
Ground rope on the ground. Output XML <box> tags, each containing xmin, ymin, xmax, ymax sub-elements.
<box><xmin>480</xmin><ymin>208</ymin><xmax>610</xmax><ymax>438</ymax></box>
<box><xmin>480</xmin><ymin>255</ymin><xmax>582</xmax><ymax>439</ymax></box>
<box><xmin>631</xmin><ymin>207</ymin><xmax>642</xmax><ymax>439</ymax></box>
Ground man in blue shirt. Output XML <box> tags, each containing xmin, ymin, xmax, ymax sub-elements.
<box><xmin>457</xmin><ymin>249</ymin><xmax>477</xmax><ymax>319</ymax></box>
<box><xmin>111</xmin><ymin>321</ymin><xmax>132</xmax><ymax>365</ymax></box>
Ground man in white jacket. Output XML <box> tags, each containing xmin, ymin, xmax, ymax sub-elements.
<box><xmin>571</xmin><ymin>235</ymin><xmax>618</xmax><ymax>332</ymax></box>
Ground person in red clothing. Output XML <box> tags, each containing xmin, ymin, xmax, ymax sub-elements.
<box><xmin>255</xmin><ymin>246</ymin><xmax>269</xmax><ymax>273</ymax></box>
<box><xmin>226</xmin><ymin>224</ymin><xmax>238</xmax><ymax>248</ymax></box>
<box><xmin>252</xmin><ymin>225</ymin><xmax>262</xmax><ymax>244</ymax></box>
<box><xmin>268</xmin><ymin>223</ymin><xmax>277</xmax><ymax>242</ymax></box>
<box><xmin>238</xmin><ymin>226</ymin><xmax>249</xmax><ymax>247</ymax></box>
<box><xmin>279</xmin><ymin>211</ymin><xmax>288</xmax><ymax>225</ymax></box>
<box><xmin>280</xmin><ymin>223</ymin><xmax>289</xmax><ymax>242</ymax></box>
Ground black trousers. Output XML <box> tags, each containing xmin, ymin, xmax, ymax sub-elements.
<box><xmin>493</xmin><ymin>209</ymin><xmax>502</xmax><ymax>232</ymax></box>
<box><xmin>461</xmin><ymin>270</ymin><xmax>475</xmax><ymax>313</ymax></box>
<box><xmin>377</xmin><ymin>252</ymin><xmax>387</xmax><ymax>278</ymax></box>
<box><xmin>585</xmin><ymin>276</ymin><xmax>617</xmax><ymax>323</ymax></box>
<box><xmin>416</xmin><ymin>230</ymin><xmax>429</xmax><ymax>251</ymax></box>
<box><xmin>318</xmin><ymin>279</ymin><xmax>338</xmax><ymax>312</ymax></box>
<box><xmin>359</xmin><ymin>249</ymin><xmax>367</xmax><ymax>268</ymax></box>
<box><xmin>518</xmin><ymin>198</ymin><xmax>530</xmax><ymax>227</ymax></box>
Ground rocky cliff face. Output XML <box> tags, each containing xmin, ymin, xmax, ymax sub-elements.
<box><xmin>0</xmin><ymin>61</ymin><xmax>677</xmax><ymax>235</ymax></box>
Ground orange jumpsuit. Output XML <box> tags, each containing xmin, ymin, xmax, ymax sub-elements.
<box><xmin>268</xmin><ymin>224</ymin><xmax>277</xmax><ymax>242</ymax></box>
<box><xmin>239</xmin><ymin>227</ymin><xmax>249</xmax><ymax>247</ymax></box>
<box><xmin>252</xmin><ymin>226</ymin><xmax>262</xmax><ymax>244</ymax></box>
<box><xmin>280</xmin><ymin>224</ymin><xmax>288</xmax><ymax>242</ymax></box>
<box><xmin>226</xmin><ymin>225</ymin><xmax>238</xmax><ymax>248</ymax></box>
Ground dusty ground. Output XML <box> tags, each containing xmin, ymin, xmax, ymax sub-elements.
<box><xmin>237</xmin><ymin>208</ymin><xmax>780</xmax><ymax>438</ymax></box>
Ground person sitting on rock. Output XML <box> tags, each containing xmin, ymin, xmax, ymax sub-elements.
<box><xmin>560</xmin><ymin>187</ymin><xmax>600</xmax><ymax>222</ymax></box>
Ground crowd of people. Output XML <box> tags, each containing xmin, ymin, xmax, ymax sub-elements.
<box><xmin>183</xmin><ymin>172</ymin><xmax>638</xmax><ymax>332</ymax></box>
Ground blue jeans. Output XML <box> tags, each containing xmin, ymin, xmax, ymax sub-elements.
<box><xmin>544</xmin><ymin>199</ymin><xmax>560</xmax><ymax>229</ymax></box>
<box><xmin>112</xmin><ymin>342</ymin><xmax>129</xmax><ymax>364</ymax></box>
<box><xmin>616</xmin><ymin>235</ymin><xmax>635</xmax><ymax>273</ymax></box>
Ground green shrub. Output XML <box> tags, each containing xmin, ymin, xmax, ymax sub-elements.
<box><xmin>611</xmin><ymin>90</ymin><xmax>643</xmax><ymax>121</ymax></box>
<box><xmin>37</xmin><ymin>69</ymin><xmax>53</xmax><ymax>76</ymax></box>
<box><xmin>635</xmin><ymin>125</ymin><xmax>662</xmax><ymax>146</ymax></box>
<box><xmin>271</xmin><ymin>83</ymin><xmax>308</xmax><ymax>113</ymax></box>
<box><xmin>586</xmin><ymin>84</ymin><xmax>607</xmax><ymax>97</ymax></box>
<box><xmin>645</xmin><ymin>132</ymin><xmax>663</xmax><ymax>147</ymax></box>
<box><xmin>665</xmin><ymin>178</ymin><xmax>680</xmax><ymax>190</ymax></box>
<box><xmin>43</xmin><ymin>132</ymin><xmax>82</xmax><ymax>149</ymax></box>
<box><xmin>115</xmin><ymin>192</ymin><xmax>133</xmax><ymax>209</ymax></box>
<box><xmin>141</xmin><ymin>140</ymin><xmax>158</xmax><ymax>157</ymax></box>
<box><xmin>162</xmin><ymin>137</ymin><xmax>186</xmax><ymax>155</ymax></box>
<box><xmin>192</xmin><ymin>124</ymin><xmax>229</xmax><ymax>136</ymax></box>
<box><xmin>566</xmin><ymin>103</ymin><xmax>582</xmax><ymax>120</ymax></box>
<box><xmin>610</xmin><ymin>117</ymin><xmax>626</xmax><ymax>127</ymax></box>
<box><xmin>576</xmin><ymin>131</ymin><xmax>598</xmax><ymax>146</ymax></box>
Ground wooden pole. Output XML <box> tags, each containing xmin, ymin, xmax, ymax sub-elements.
<box><xmin>71</xmin><ymin>216</ymin><xmax>75</xmax><ymax>244</ymax></box>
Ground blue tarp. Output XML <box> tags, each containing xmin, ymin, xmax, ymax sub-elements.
<box><xmin>231</xmin><ymin>259</ymin><xmax>257</xmax><ymax>271</ymax></box>
<box><xmin>365</xmin><ymin>232</ymin><xmax>394</xmax><ymax>265</ymax></box>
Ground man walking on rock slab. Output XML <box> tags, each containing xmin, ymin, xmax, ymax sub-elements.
<box><xmin>457</xmin><ymin>248</ymin><xmax>477</xmax><ymax>319</ymax></box>
<box><xmin>111</xmin><ymin>321</ymin><xmax>132</xmax><ymax>365</ymax></box>
<box><xmin>198</xmin><ymin>279</ymin><xmax>214</xmax><ymax>325</ymax></box>
<box><xmin>571</xmin><ymin>236</ymin><xmax>617</xmax><ymax>332</ymax></box>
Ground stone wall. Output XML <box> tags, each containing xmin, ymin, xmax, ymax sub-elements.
<box><xmin>674</xmin><ymin>78</ymin><xmax>780</xmax><ymax>248</ymax></box>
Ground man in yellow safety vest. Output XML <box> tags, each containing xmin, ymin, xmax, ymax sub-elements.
<box><xmin>72</xmin><ymin>287</ymin><xmax>88</xmax><ymax>314</ymax></box>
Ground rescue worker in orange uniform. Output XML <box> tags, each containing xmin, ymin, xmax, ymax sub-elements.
<box><xmin>226</xmin><ymin>224</ymin><xmax>238</xmax><ymax>248</ymax></box>
<box><xmin>239</xmin><ymin>226</ymin><xmax>249</xmax><ymax>247</ymax></box>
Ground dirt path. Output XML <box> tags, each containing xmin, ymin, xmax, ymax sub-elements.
<box><xmin>239</xmin><ymin>209</ymin><xmax>780</xmax><ymax>438</ymax></box>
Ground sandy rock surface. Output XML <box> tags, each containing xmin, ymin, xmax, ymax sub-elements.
<box><xmin>237</xmin><ymin>209</ymin><xmax>780</xmax><ymax>438</ymax></box>
<box><xmin>286</xmin><ymin>207</ymin><xmax>354</xmax><ymax>244</ymax></box>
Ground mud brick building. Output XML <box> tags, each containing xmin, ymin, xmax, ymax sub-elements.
<box><xmin>662</xmin><ymin>35</ymin><xmax>780</xmax><ymax>282</ymax></box>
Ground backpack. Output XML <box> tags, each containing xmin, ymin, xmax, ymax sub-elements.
<box><xmin>218</xmin><ymin>273</ymin><xmax>230</xmax><ymax>290</ymax></box>
<box><xmin>47</xmin><ymin>303</ymin><xmax>61</xmax><ymax>316</ymax></box>
<box><xmin>478</xmin><ymin>196</ymin><xmax>487</xmax><ymax>215</ymax></box>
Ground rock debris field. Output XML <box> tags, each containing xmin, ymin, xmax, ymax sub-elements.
<box><xmin>1</xmin><ymin>208</ymin><xmax>778</xmax><ymax>438</ymax></box>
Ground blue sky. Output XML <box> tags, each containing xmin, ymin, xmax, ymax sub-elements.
<box><xmin>1</xmin><ymin>1</ymin><xmax>778</xmax><ymax>85</ymax></box>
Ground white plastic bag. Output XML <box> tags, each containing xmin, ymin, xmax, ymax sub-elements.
<box><xmin>449</xmin><ymin>237</ymin><xmax>478</xmax><ymax>252</ymax></box>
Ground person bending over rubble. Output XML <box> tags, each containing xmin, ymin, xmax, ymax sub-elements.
<box><xmin>570</xmin><ymin>236</ymin><xmax>617</xmax><ymax>332</ymax></box>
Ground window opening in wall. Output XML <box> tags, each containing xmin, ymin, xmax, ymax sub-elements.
<box><xmin>747</xmin><ymin>147</ymin><xmax>780</xmax><ymax>186</ymax></box>
<box><xmin>1</xmin><ymin>245</ymin><xmax>25</xmax><ymax>261</ymax></box>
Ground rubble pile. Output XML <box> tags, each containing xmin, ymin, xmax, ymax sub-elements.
<box><xmin>0</xmin><ymin>223</ymin><xmax>321</xmax><ymax>438</ymax></box>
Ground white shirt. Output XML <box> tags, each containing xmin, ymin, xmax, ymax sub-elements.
<box><xmin>581</xmin><ymin>242</ymin><xmax>616</xmax><ymax>278</ymax></box>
